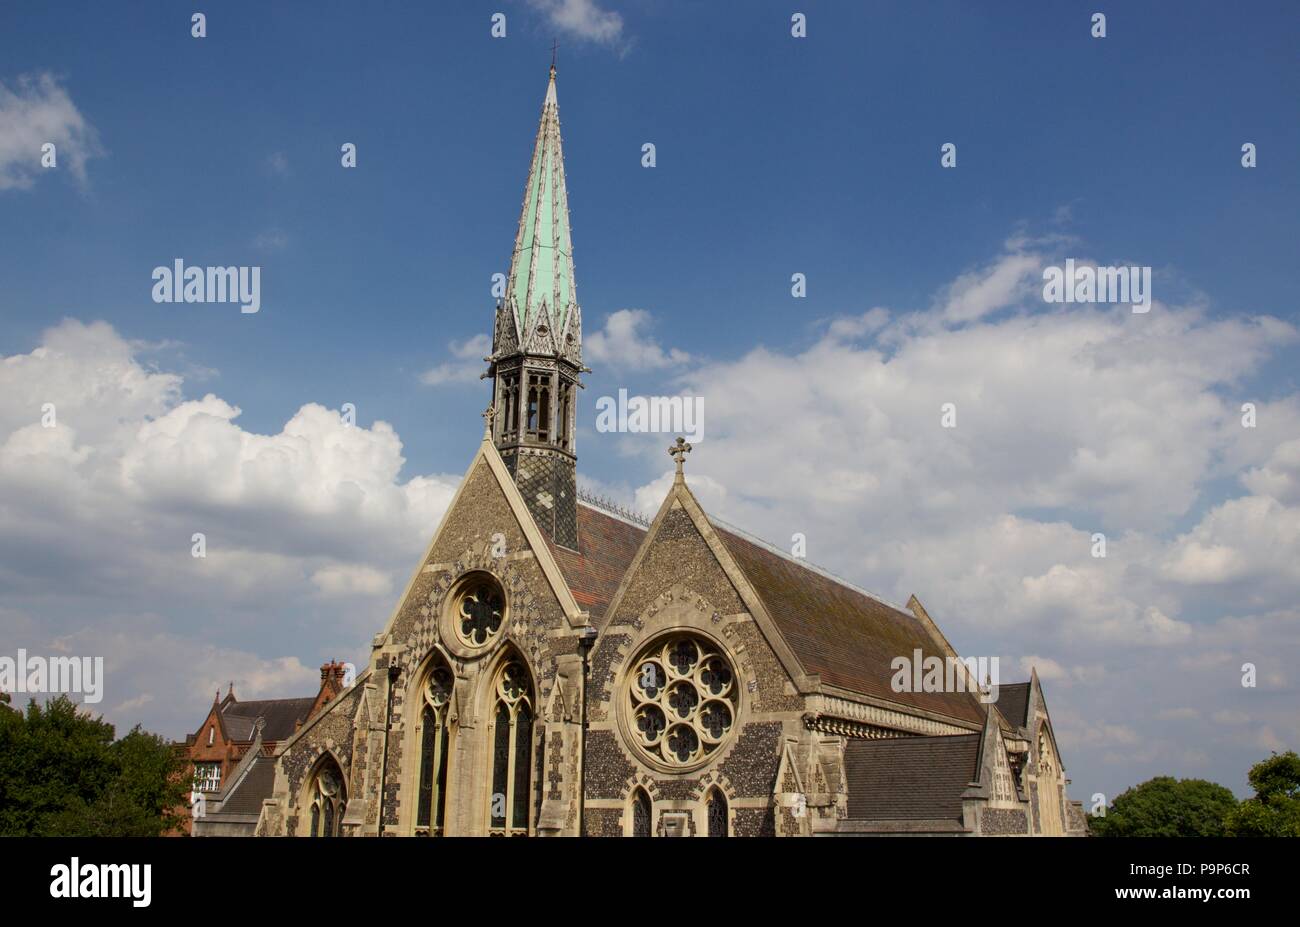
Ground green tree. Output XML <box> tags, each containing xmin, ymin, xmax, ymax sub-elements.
<box><xmin>1223</xmin><ymin>751</ymin><xmax>1300</xmax><ymax>837</ymax></box>
<box><xmin>0</xmin><ymin>694</ymin><xmax>189</xmax><ymax>836</ymax></box>
<box><xmin>1089</xmin><ymin>775</ymin><xmax>1238</xmax><ymax>837</ymax></box>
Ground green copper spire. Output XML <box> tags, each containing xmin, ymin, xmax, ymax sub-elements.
<box><xmin>488</xmin><ymin>65</ymin><xmax>584</xmax><ymax>550</ymax></box>
<box><xmin>507</xmin><ymin>64</ymin><xmax>577</xmax><ymax>337</ymax></box>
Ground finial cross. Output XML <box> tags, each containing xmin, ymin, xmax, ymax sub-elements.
<box><xmin>551</xmin><ymin>38</ymin><xmax>559</xmax><ymax>73</ymax></box>
<box><xmin>668</xmin><ymin>436</ymin><xmax>692</xmax><ymax>476</ymax></box>
<box><xmin>482</xmin><ymin>402</ymin><xmax>497</xmax><ymax>432</ymax></box>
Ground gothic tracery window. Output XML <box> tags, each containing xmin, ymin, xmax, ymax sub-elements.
<box><xmin>308</xmin><ymin>759</ymin><xmax>346</xmax><ymax>837</ymax></box>
<box><xmin>501</xmin><ymin>373</ymin><xmax>520</xmax><ymax>441</ymax></box>
<box><xmin>487</xmin><ymin>657</ymin><xmax>533</xmax><ymax>835</ymax></box>
<box><xmin>416</xmin><ymin>658</ymin><xmax>454</xmax><ymax>835</ymax></box>
<box><xmin>455</xmin><ymin>575</ymin><xmax>505</xmax><ymax>647</ymax></box>
<box><xmin>626</xmin><ymin>634</ymin><xmax>738</xmax><ymax>769</ymax></box>
<box><xmin>706</xmin><ymin>789</ymin><xmax>728</xmax><ymax>837</ymax></box>
<box><xmin>631</xmin><ymin>788</ymin><xmax>652</xmax><ymax>837</ymax></box>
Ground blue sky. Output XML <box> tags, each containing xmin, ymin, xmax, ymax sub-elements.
<box><xmin>2</xmin><ymin>1</ymin><xmax>1299</xmax><ymax>804</ymax></box>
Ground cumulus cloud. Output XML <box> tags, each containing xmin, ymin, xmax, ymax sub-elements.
<box><xmin>419</xmin><ymin>334</ymin><xmax>491</xmax><ymax>386</ymax></box>
<box><xmin>620</xmin><ymin>238</ymin><xmax>1300</xmax><ymax>796</ymax></box>
<box><xmin>0</xmin><ymin>320</ymin><xmax>460</xmax><ymax>737</ymax></box>
<box><xmin>528</xmin><ymin>0</ymin><xmax>624</xmax><ymax>46</ymax></box>
<box><xmin>0</xmin><ymin>73</ymin><xmax>102</xmax><ymax>190</ymax></box>
<box><xmin>585</xmin><ymin>309</ymin><xmax>690</xmax><ymax>371</ymax></box>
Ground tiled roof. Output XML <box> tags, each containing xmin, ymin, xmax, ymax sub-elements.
<box><xmin>219</xmin><ymin>755</ymin><xmax>276</xmax><ymax>816</ymax></box>
<box><xmin>994</xmin><ymin>682</ymin><xmax>1030</xmax><ymax>729</ymax></box>
<box><xmin>843</xmin><ymin>734</ymin><xmax>980</xmax><ymax>822</ymax></box>
<box><xmin>222</xmin><ymin>697</ymin><xmax>316</xmax><ymax>742</ymax></box>
<box><xmin>713</xmin><ymin>527</ymin><xmax>986</xmax><ymax>726</ymax></box>
<box><xmin>545</xmin><ymin>501</ymin><xmax>646</xmax><ymax>620</ymax></box>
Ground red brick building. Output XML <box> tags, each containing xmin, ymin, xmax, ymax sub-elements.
<box><xmin>177</xmin><ymin>661</ymin><xmax>349</xmax><ymax>835</ymax></box>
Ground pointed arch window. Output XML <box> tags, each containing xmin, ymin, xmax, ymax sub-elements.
<box><xmin>526</xmin><ymin>378</ymin><xmax>539</xmax><ymax>437</ymax></box>
<box><xmin>501</xmin><ymin>373</ymin><xmax>520</xmax><ymax>442</ymax></box>
<box><xmin>416</xmin><ymin>658</ymin><xmax>454</xmax><ymax>835</ymax></box>
<box><xmin>487</xmin><ymin>658</ymin><xmax>534</xmax><ymax>835</ymax></box>
<box><xmin>631</xmin><ymin>788</ymin><xmax>652</xmax><ymax>837</ymax></box>
<box><xmin>526</xmin><ymin>372</ymin><xmax>552</xmax><ymax>442</ymax></box>
<box><xmin>308</xmin><ymin>759</ymin><xmax>346</xmax><ymax>837</ymax></box>
<box><xmin>556</xmin><ymin>379</ymin><xmax>572</xmax><ymax>450</ymax></box>
<box><xmin>706</xmin><ymin>789</ymin><xmax>728</xmax><ymax>837</ymax></box>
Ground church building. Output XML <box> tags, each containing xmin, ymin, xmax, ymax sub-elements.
<box><xmin>246</xmin><ymin>67</ymin><xmax>1085</xmax><ymax>837</ymax></box>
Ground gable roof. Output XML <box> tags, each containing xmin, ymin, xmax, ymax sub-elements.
<box><xmin>544</xmin><ymin>501</ymin><xmax>646</xmax><ymax>620</ymax></box>
<box><xmin>222</xmin><ymin>697</ymin><xmax>315</xmax><ymax>742</ymax></box>
<box><xmin>712</xmin><ymin>526</ymin><xmax>986</xmax><ymax>726</ymax></box>
<box><xmin>843</xmin><ymin>734</ymin><xmax>980</xmax><ymax>822</ymax></box>
<box><xmin>218</xmin><ymin>754</ymin><xmax>277</xmax><ymax>816</ymax></box>
<box><xmin>994</xmin><ymin>682</ymin><xmax>1031</xmax><ymax>729</ymax></box>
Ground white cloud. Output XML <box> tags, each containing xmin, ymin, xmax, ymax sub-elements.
<box><xmin>585</xmin><ymin>309</ymin><xmax>690</xmax><ymax>371</ymax></box>
<box><xmin>311</xmin><ymin>564</ymin><xmax>393</xmax><ymax>599</ymax></box>
<box><xmin>0</xmin><ymin>320</ymin><xmax>460</xmax><ymax>736</ymax></box>
<box><xmin>419</xmin><ymin>334</ymin><xmax>491</xmax><ymax>386</ymax></box>
<box><xmin>528</xmin><ymin>0</ymin><xmax>624</xmax><ymax>46</ymax></box>
<box><xmin>618</xmin><ymin>238</ymin><xmax>1300</xmax><ymax>797</ymax></box>
<box><xmin>0</xmin><ymin>73</ymin><xmax>102</xmax><ymax>190</ymax></box>
<box><xmin>937</xmin><ymin>252</ymin><xmax>1041</xmax><ymax>323</ymax></box>
<box><xmin>1242</xmin><ymin>437</ymin><xmax>1300</xmax><ymax>504</ymax></box>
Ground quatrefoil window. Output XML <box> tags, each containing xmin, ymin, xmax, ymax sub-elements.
<box><xmin>625</xmin><ymin>634</ymin><xmax>738</xmax><ymax>770</ymax></box>
<box><xmin>453</xmin><ymin>575</ymin><xmax>506</xmax><ymax>647</ymax></box>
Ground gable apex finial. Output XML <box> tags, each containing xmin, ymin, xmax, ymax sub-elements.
<box><xmin>669</xmin><ymin>437</ymin><xmax>693</xmax><ymax>481</ymax></box>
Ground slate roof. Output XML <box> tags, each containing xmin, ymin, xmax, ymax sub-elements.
<box><xmin>843</xmin><ymin>734</ymin><xmax>981</xmax><ymax>822</ymax></box>
<box><xmin>545</xmin><ymin>501</ymin><xmax>646</xmax><ymax>620</ymax></box>
<box><xmin>222</xmin><ymin>697</ymin><xmax>316</xmax><ymax>742</ymax></box>
<box><xmin>712</xmin><ymin>526</ymin><xmax>987</xmax><ymax>726</ymax></box>
<box><xmin>546</xmin><ymin>493</ymin><xmax>988</xmax><ymax>729</ymax></box>
<box><xmin>219</xmin><ymin>755</ymin><xmax>276</xmax><ymax>815</ymax></box>
<box><xmin>994</xmin><ymin>682</ymin><xmax>1030</xmax><ymax>729</ymax></box>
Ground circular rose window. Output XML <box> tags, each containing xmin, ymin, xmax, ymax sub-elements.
<box><xmin>625</xmin><ymin>634</ymin><xmax>738</xmax><ymax>769</ymax></box>
<box><xmin>453</xmin><ymin>574</ymin><xmax>506</xmax><ymax>648</ymax></box>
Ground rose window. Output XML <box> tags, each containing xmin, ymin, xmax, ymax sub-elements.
<box><xmin>627</xmin><ymin>635</ymin><xmax>737</xmax><ymax>768</ymax></box>
<box><xmin>455</xmin><ymin>576</ymin><xmax>505</xmax><ymax>647</ymax></box>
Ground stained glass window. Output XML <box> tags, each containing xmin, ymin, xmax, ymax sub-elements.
<box><xmin>309</xmin><ymin>760</ymin><xmax>346</xmax><ymax>837</ymax></box>
<box><xmin>416</xmin><ymin>660</ymin><xmax>454</xmax><ymax>834</ymax></box>
<box><xmin>488</xmin><ymin>657</ymin><xmax>533</xmax><ymax>835</ymax></box>
<box><xmin>707</xmin><ymin>790</ymin><xmax>728</xmax><ymax>837</ymax></box>
<box><xmin>456</xmin><ymin>576</ymin><xmax>505</xmax><ymax>647</ymax></box>
<box><xmin>632</xmin><ymin>789</ymin><xmax>651</xmax><ymax>837</ymax></box>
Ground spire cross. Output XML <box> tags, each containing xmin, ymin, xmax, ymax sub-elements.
<box><xmin>668</xmin><ymin>437</ymin><xmax>692</xmax><ymax>478</ymax></box>
<box><xmin>551</xmin><ymin>38</ymin><xmax>559</xmax><ymax>74</ymax></box>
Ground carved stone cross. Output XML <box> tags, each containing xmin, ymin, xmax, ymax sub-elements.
<box><xmin>482</xmin><ymin>401</ymin><xmax>497</xmax><ymax>434</ymax></box>
<box><xmin>668</xmin><ymin>436</ymin><xmax>692</xmax><ymax>477</ymax></box>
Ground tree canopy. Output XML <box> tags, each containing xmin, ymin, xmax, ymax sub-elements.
<box><xmin>1088</xmin><ymin>775</ymin><xmax>1238</xmax><ymax>837</ymax></box>
<box><xmin>0</xmin><ymin>692</ymin><xmax>189</xmax><ymax>836</ymax></box>
<box><xmin>1224</xmin><ymin>751</ymin><xmax>1300</xmax><ymax>837</ymax></box>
